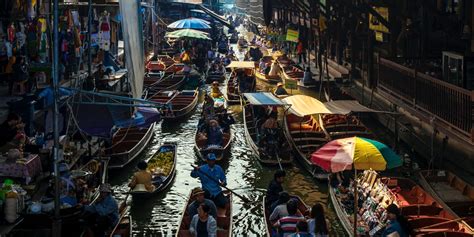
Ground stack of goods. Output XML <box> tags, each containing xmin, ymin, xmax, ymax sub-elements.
<box><xmin>147</xmin><ymin>148</ymin><xmax>174</xmax><ymax>177</ymax></box>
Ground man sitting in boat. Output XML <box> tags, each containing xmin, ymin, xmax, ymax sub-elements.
<box><xmin>191</xmin><ymin>153</ymin><xmax>228</xmax><ymax>208</ymax></box>
<box><xmin>266</xmin><ymin>170</ymin><xmax>286</xmax><ymax>210</ymax></box>
<box><xmin>273</xmin><ymin>200</ymin><xmax>305</xmax><ymax>237</ymax></box>
<box><xmin>274</xmin><ymin>83</ymin><xmax>288</xmax><ymax>96</ymax></box>
<box><xmin>189</xmin><ymin>203</ymin><xmax>217</xmax><ymax>237</ymax></box>
<box><xmin>210</xmin><ymin>81</ymin><xmax>223</xmax><ymax>98</ymax></box>
<box><xmin>382</xmin><ymin>204</ymin><xmax>411</xmax><ymax>237</ymax></box>
<box><xmin>260</xmin><ymin>111</ymin><xmax>280</xmax><ymax>155</ymax></box>
<box><xmin>188</xmin><ymin>187</ymin><xmax>218</xmax><ymax>219</ymax></box>
<box><xmin>206</xmin><ymin>120</ymin><xmax>223</xmax><ymax>147</ymax></box>
<box><xmin>83</xmin><ymin>184</ymin><xmax>119</xmax><ymax>237</ymax></box>
<box><xmin>269</xmin><ymin>191</ymin><xmax>291</xmax><ymax>222</ymax></box>
<box><xmin>128</xmin><ymin>161</ymin><xmax>155</xmax><ymax>192</ymax></box>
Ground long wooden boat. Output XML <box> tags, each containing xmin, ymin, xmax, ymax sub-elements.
<box><xmin>225</xmin><ymin>70</ymin><xmax>257</xmax><ymax>104</ymax></box>
<box><xmin>329</xmin><ymin>176</ymin><xmax>474</xmax><ymax>236</ymax></box>
<box><xmin>321</xmin><ymin>114</ymin><xmax>373</xmax><ymax>140</ymax></box>
<box><xmin>130</xmin><ymin>142</ymin><xmax>177</xmax><ymax>198</ymax></box>
<box><xmin>108</xmin><ymin>123</ymin><xmax>155</xmax><ymax>169</ymax></box>
<box><xmin>283</xmin><ymin>114</ymin><xmax>329</xmax><ymax>180</ymax></box>
<box><xmin>206</xmin><ymin>63</ymin><xmax>226</xmax><ymax>83</ymax></box>
<box><xmin>149</xmin><ymin>89</ymin><xmax>199</xmax><ymax>121</ymax></box>
<box><xmin>419</xmin><ymin>170</ymin><xmax>474</xmax><ymax>229</ymax></box>
<box><xmin>145</xmin><ymin>73</ymin><xmax>187</xmax><ymax>94</ymax></box>
<box><xmin>255</xmin><ymin>56</ymin><xmax>281</xmax><ymax>84</ymax></box>
<box><xmin>242</xmin><ymin>93</ymin><xmax>293</xmax><ymax>166</ymax></box>
<box><xmin>195</xmin><ymin>117</ymin><xmax>232</xmax><ymax>162</ymax></box>
<box><xmin>263</xmin><ymin>195</ymin><xmax>310</xmax><ymax>236</ymax></box>
<box><xmin>109</xmin><ymin>203</ymin><xmax>132</xmax><ymax>237</ymax></box>
<box><xmin>176</xmin><ymin>191</ymin><xmax>233</xmax><ymax>237</ymax></box>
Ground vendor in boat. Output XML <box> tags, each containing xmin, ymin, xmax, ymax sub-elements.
<box><xmin>206</xmin><ymin>120</ymin><xmax>223</xmax><ymax>147</ymax></box>
<box><xmin>266</xmin><ymin>170</ymin><xmax>286</xmax><ymax>209</ymax></box>
<box><xmin>210</xmin><ymin>81</ymin><xmax>223</xmax><ymax>98</ymax></box>
<box><xmin>189</xmin><ymin>203</ymin><xmax>217</xmax><ymax>237</ymax></box>
<box><xmin>382</xmin><ymin>204</ymin><xmax>411</xmax><ymax>237</ymax></box>
<box><xmin>274</xmin><ymin>83</ymin><xmax>288</xmax><ymax>96</ymax></box>
<box><xmin>128</xmin><ymin>161</ymin><xmax>155</xmax><ymax>192</ymax></box>
<box><xmin>83</xmin><ymin>183</ymin><xmax>119</xmax><ymax>237</ymax></box>
<box><xmin>191</xmin><ymin>153</ymin><xmax>228</xmax><ymax>208</ymax></box>
<box><xmin>188</xmin><ymin>187</ymin><xmax>218</xmax><ymax>219</ymax></box>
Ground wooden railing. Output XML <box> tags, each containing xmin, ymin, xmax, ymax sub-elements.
<box><xmin>378</xmin><ymin>58</ymin><xmax>473</xmax><ymax>142</ymax></box>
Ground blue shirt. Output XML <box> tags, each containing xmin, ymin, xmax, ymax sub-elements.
<box><xmin>191</xmin><ymin>164</ymin><xmax>226</xmax><ymax>197</ymax></box>
<box><xmin>382</xmin><ymin>220</ymin><xmax>407</xmax><ymax>237</ymax></box>
<box><xmin>85</xmin><ymin>194</ymin><xmax>119</xmax><ymax>225</ymax></box>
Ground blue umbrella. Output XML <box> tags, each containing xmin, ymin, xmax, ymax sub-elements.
<box><xmin>167</xmin><ymin>18</ymin><xmax>211</xmax><ymax>29</ymax></box>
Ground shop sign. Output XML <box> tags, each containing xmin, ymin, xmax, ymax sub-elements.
<box><xmin>369</xmin><ymin>7</ymin><xmax>389</xmax><ymax>33</ymax></box>
<box><xmin>286</xmin><ymin>29</ymin><xmax>299</xmax><ymax>42</ymax></box>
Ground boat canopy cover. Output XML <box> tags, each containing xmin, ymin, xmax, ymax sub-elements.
<box><xmin>243</xmin><ymin>92</ymin><xmax>286</xmax><ymax>106</ymax></box>
<box><xmin>283</xmin><ymin>95</ymin><xmax>378</xmax><ymax>116</ymax></box>
<box><xmin>226</xmin><ymin>61</ymin><xmax>255</xmax><ymax>68</ymax></box>
<box><xmin>198</xmin><ymin>4</ymin><xmax>233</xmax><ymax>28</ymax></box>
<box><xmin>282</xmin><ymin>95</ymin><xmax>331</xmax><ymax>117</ymax></box>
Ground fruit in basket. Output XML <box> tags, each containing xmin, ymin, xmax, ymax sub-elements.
<box><xmin>147</xmin><ymin>151</ymin><xmax>174</xmax><ymax>176</ymax></box>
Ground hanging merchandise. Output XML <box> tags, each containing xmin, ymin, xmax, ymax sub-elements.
<box><xmin>16</xmin><ymin>23</ymin><xmax>26</xmax><ymax>48</ymax></box>
<box><xmin>7</xmin><ymin>23</ymin><xmax>16</xmax><ymax>43</ymax></box>
<box><xmin>98</xmin><ymin>11</ymin><xmax>111</xmax><ymax>51</ymax></box>
<box><xmin>28</xmin><ymin>0</ymin><xmax>37</xmax><ymax>20</ymax></box>
<box><xmin>38</xmin><ymin>18</ymin><xmax>47</xmax><ymax>33</ymax></box>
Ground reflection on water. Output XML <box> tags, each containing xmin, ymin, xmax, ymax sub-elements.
<box><xmin>108</xmin><ymin>99</ymin><xmax>345</xmax><ymax>236</ymax></box>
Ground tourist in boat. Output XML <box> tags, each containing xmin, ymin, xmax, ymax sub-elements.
<box><xmin>128</xmin><ymin>161</ymin><xmax>155</xmax><ymax>192</ymax></box>
<box><xmin>266</xmin><ymin>170</ymin><xmax>286</xmax><ymax>209</ymax></box>
<box><xmin>274</xmin><ymin>83</ymin><xmax>288</xmax><ymax>96</ymax></box>
<box><xmin>83</xmin><ymin>184</ymin><xmax>119</xmax><ymax>237</ymax></box>
<box><xmin>289</xmin><ymin>221</ymin><xmax>312</xmax><ymax>237</ymax></box>
<box><xmin>210</xmin><ymin>81</ymin><xmax>223</xmax><ymax>98</ymax></box>
<box><xmin>191</xmin><ymin>153</ymin><xmax>228</xmax><ymax>208</ymax></box>
<box><xmin>382</xmin><ymin>204</ymin><xmax>411</xmax><ymax>237</ymax></box>
<box><xmin>307</xmin><ymin>203</ymin><xmax>329</xmax><ymax>237</ymax></box>
<box><xmin>189</xmin><ymin>203</ymin><xmax>217</xmax><ymax>237</ymax></box>
<box><xmin>206</xmin><ymin>120</ymin><xmax>223</xmax><ymax>147</ymax></box>
<box><xmin>273</xmin><ymin>200</ymin><xmax>305</xmax><ymax>237</ymax></box>
<box><xmin>188</xmin><ymin>187</ymin><xmax>218</xmax><ymax>219</ymax></box>
<box><xmin>269</xmin><ymin>191</ymin><xmax>291</xmax><ymax>222</ymax></box>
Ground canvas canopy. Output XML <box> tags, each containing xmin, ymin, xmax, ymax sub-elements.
<box><xmin>282</xmin><ymin>95</ymin><xmax>378</xmax><ymax>117</ymax></box>
<box><xmin>226</xmin><ymin>61</ymin><xmax>255</xmax><ymax>68</ymax></box>
<box><xmin>243</xmin><ymin>92</ymin><xmax>286</xmax><ymax>106</ymax></box>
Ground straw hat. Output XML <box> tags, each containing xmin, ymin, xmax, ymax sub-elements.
<box><xmin>192</xmin><ymin>187</ymin><xmax>205</xmax><ymax>197</ymax></box>
<box><xmin>277</xmin><ymin>82</ymin><xmax>283</xmax><ymax>87</ymax></box>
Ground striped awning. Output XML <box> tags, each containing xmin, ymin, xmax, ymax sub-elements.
<box><xmin>243</xmin><ymin>92</ymin><xmax>286</xmax><ymax>106</ymax></box>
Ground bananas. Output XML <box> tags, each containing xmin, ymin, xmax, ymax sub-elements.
<box><xmin>147</xmin><ymin>151</ymin><xmax>174</xmax><ymax>176</ymax></box>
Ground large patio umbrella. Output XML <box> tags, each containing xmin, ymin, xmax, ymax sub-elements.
<box><xmin>167</xmin><ymin>18</ymin><xmax>211</xmax><ymax>29</ymax></box>
<box><xmin>311</xmin><ymin>136</ymin><xmax>402</xmax><ymax>236</ymax></box>
<box><xmin>165</xmin><ymin>29</ymin><xmax>211</xmax><ymax>40</ymax></box>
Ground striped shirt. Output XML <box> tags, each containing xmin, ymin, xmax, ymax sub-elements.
<box><xmin>277</xmin><ymin>215</ymin><xmax>306</xmax><ymax>237</ymax></box>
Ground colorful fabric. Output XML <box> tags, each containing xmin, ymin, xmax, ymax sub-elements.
<box><xmin>311</xmin><ymin>137</ymin><xmax>402</xmax><ymax>172</ymax></box>
<box><xmin>0</xmin><ymin>155</ymin><xmax>42</xmax><ymax>183</ymax></box>
<box><xmin>277</xmin><ymin>215</ymin><xmax>305</xmax><ymax>237</ymax></box>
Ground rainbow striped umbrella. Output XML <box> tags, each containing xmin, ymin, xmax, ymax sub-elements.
<box><xmin>311</xmin><ymin>137</ymin><xmax>402</xmax><ymax>172</ymax></box>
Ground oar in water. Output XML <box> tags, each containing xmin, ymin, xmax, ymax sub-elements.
<box><xmin>191</xmin><ymin>165</ymin><xmax>255</xmax><ymax>204</ymax></box>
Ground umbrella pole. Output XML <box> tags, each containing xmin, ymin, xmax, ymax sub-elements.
<box><xmin>353</xmin><ymin>169</ymin><xmax>358</xmax><ymax>236</ymax></box>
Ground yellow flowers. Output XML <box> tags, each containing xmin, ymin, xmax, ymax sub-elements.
<box><xmin>147</xmin><ymin>151</ymin><xmax>174</xmax><ymax>176</ymax></box>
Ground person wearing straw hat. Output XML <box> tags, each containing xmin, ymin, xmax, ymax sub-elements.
<box><xmin>83</xmin><ymin>183</ymin><xmax>119</xmax><ymax>236</ymax></box>
<box><xmin>191</xmin><ymin>153</ymin><xmax>228</xmax><ymax>208</ymax></box>
<box><xmin>188</xmin><ymin>187</ymin><xmax>218</xmax><ymax>219</ymax></box>
<box><xmin>274</xmin><ymin>82</ymin><xmax>288</xmax><ymax>96</ymax></box>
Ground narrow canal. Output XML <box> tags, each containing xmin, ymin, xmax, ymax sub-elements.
<box><xmin>108</xmin><ymin>96</ymin><xmax>346</xmax><ymax>236</ymax></box>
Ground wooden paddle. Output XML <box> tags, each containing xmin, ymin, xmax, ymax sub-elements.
<box><xmin>191</xmin><ymin>165</ymin><xmax>254</xmax><ymax>203</ymax></box>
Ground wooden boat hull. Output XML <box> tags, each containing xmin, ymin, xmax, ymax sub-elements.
<box><xmin>108</xmin><ymin>123</ymin><xmax>155</xmax><ymax>169</ymax></box>
<box><xmin>206</xmin><ymin>65</ymin><xmax>226</xmax><ymax>84</ymax></box>
<box><xmin>225</xmin><ymin>72</ymin><xmax>257</xmax><ymax>105</ymax></box>
<box><xmin>418</xmin><ymin>170</ymin><xmax>474</xmax><ymax>231</ymax></box>
<box><xmin>130</xmin><ymin>142</ymin><xmax>177</xmax><ymax>198</ymax></box>
<box><xmin>145</xmin><ymin>73</ymin><xmax>187</xmax><ymax>94</ymax></box>
<box><xmin>263</xmin><ymin>195</ymin><xmax>309</xmax><ymax>236</ymax></box>
<box><xmin>161</xmin><ymin>89</ymin><xmax>200</xmax><ymax>121</ymax></box>
<box><xmin>109</xmin><ymin>203</ymin><xmax>132</xmax><ymax>237</ymax></box>
<box><xmin>330</xmin><ymin>176</ymin><xmax>474</xmax><ymax>236</ymax></box>
<box><xmin>176</xmin><ymin>191</ymin><xmax>233</xmax><ymax>237</ymax></box>
<box><xmin>242</xmin><ymin>103</ymin><xmax>293</xmax><ymax>166</ymax></box>
<box><xmin>282</xmin><ymin>115</ymin><xmax>329</xmax><ymax>180</ymax></box>
<box><xmin>255</xmin><ymin>70</ymin><xmax>281</xmax><ymax>84</ymax></box>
